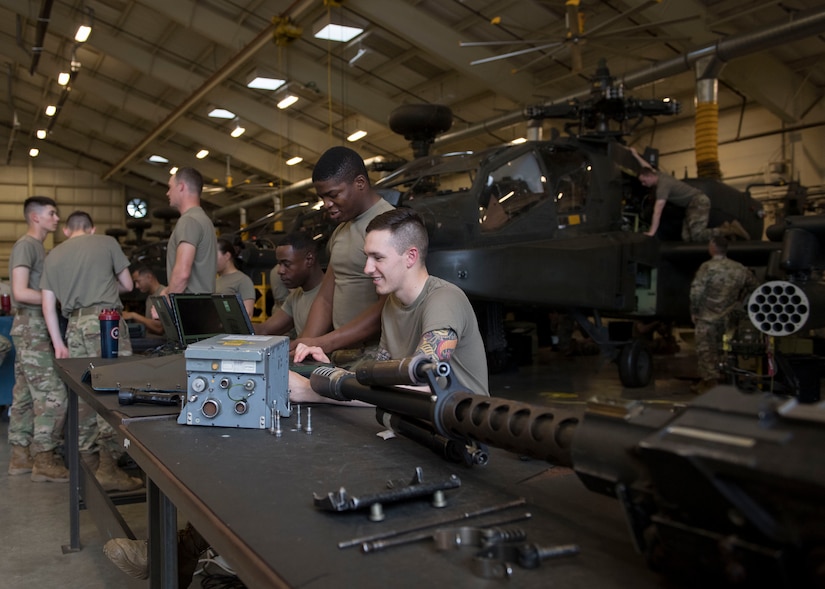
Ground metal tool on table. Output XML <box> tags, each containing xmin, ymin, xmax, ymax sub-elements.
<box><xmin>117</xmin><ymin>388</ymin><xmax>182</xmax><ymax>406</ymax></box>
<box><xmin>314</xmin><ymin>467</ymin><xmax>459</xmax><ymax>521</ymax></box>
<box><xmin>472</xmin><ymin>542</ymin><xmax>581</xmax><ymax>579</ymax></box>
<box><xmin>338</xmin><ymin>497</ymin><xmax>528</xmax><ymax>549</ymax></box>
<box><xmin>361</xmin><ymin>512</ymin><xmax>532</xmax><ymax>554</ymax></box>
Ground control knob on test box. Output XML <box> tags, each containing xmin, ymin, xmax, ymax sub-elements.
<box><xmin>179</xmin><ymin>334</ymin><xmax>290</xmax><ymax>429</ymax></box>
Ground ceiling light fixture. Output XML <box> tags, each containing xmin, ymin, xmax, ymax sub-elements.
<box><xmin>246</xmin><ymin>67</ymin><xmax>286</xmax><ymax>90</ymax></box>
<box><xmin>58</xmin><ymin>72</ymin><xmax>70</xmax><ymax>86</ymax></box>
<box><xmin>347</xmin><ymin>129</ymin><xmax>367</xmax><ymax>142</ymax></box>
<box><xmin>36</xmin><ymin>129</ymin><xmax>47</xmax><ymax>139</ymax></box>
<box><xmin>247</xmin><ymin>75</ymin><xmax>286</xmax><ymax>90</ymax></box>
<box><xmin>348</xmin><ymin>47</ymin><xmax>368</xmax><ymax>67</ymax></box>
<box><xmin>196</xmin><ymin>149</ymin><xmax>209</xmax><ymax>159</ymax></box>
<box><xmin>312</xmin><ymin>11</ymin><xmax>365</xmax><ymax>43</ymax></box>
<box><xmin>286</xmin><ymin>156</ymin><xmax>303</xmax><ymax>166</ymax></box>
<box><xmin>45</xmin><ymin>105</ymin><xmax>57</xmax><ymax>116</ymax></box>
<box><xmin>74</xmin><ymin>25</ymin><xmax>92</xmax><ymax>43</ymax></box>
<box><xmin>148</xmin><ymin>154</ymin><xmax>169</xmax><ymax>164</ymax></box>
<box><xmin>510</xmin><ymin>137</ymin><xmax>527</xmax><ymax>145</ymax></box>
<box><xmin>29</xmin><ymin>148</ymin><xmax>40</xmax><ymax>157</ymax></box>
<box><xmin>169</xmin><ymin>166</ymin><xmax>179</xmax><ymax>175</ymax></box>
<box><xmin>230</xmin><ymin>122</ymin><xmax>246</xmax><ymax>138</ymax></box>
<box><xmin>277</xmin><ymin>95</ymin><xmax>299</xmax><ymax>110</ymax></box>
<box><xmin>208</xmin><ymin>108</ymin><xmax>236</xmax><ymax>119</ymax></box>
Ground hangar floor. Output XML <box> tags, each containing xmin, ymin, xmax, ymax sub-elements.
<box><xmin>0</xmin><ymin>330</ymin><xmax>811</xmax><ymax>588</ymax></box>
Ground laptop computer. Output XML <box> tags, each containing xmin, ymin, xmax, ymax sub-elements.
<box><xmin>169</xmin><ymin>292</ymin><xmax>255</xmax><ymax>346</ymax></box>
<box><xmin>148</xmin><ymin>295</ymin><xmax>180</xmax><ymax>344</ymax></box>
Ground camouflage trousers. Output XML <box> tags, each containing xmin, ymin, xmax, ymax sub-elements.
<box><xmin>8</xmin><ymin>311</ymin><xmax>68</xmax><ymax>454</ymax></box>
<box><xmin>682</xmin><ymin>193</ymin><xmax>717</xmax><ymax>242</ymax></box>
<box><xmin>694</xmin><ymin>318</ymin><xmax>725</xmax><ymax>380</ymax></box>
<box><xmin>66</xmin><ymin>312</ymin><xmax>132</xmax><ymax>458</ymax></box>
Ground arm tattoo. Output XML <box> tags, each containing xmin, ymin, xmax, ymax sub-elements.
<box><xmin>417</xmin><ymin>328</ymin><xmax>458</xmax><ymax>361</ymax></box>
<box><xmin>364</xmin><ymin>348</ymin><xmax>392</xmax><ymax>361</ymax></box>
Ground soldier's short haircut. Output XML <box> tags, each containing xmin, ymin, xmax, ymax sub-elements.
<box><xmin>23</xmin><ymin>196</ymin><xmax>57</xmax><ymax>220</ymax></box>
<box><xmin>312</xmin><ymin>146</ymin><xmax>369</xmax><ymax>185</ymax></box>
<box><xmin>710</xmin><ymin>234</ymin><xmax>729</xmax><ymax>253</ymax></box>
<box><xmin>130</xmin><ymin>263</ymin><xmax>156</xmax><ymax>277</ymax></box>
<box><xmin>277</xmin><ymin>231</ymin><xmax>319</xmax><ymax>255</ymax></box>
<box><xmin>366</xmin><ymin>207</ymin><xmax>428</xmax><ymax>261</ymax></box>
<box><xmin>175</xmin><ymin>167</ymin><xmax>204</xmax><ymax>196</ymax></box>
<box><xmin>65</xmin><ymin>210</ymin><xmax>94</xmax><ymax>232</ymax></box>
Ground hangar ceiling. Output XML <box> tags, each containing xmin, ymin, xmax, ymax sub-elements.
<box><xmin>1</xmin><ymin>0</ymin><xmax>824</xmax><ymax>225</ymax></box>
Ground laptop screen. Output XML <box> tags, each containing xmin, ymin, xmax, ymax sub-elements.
<box><xmin>148</xmin><ymin>295</ymin><xmax>180</xmax><ymax>343</ymax></box>
<box><xmin>169</xmin><ymin>293</ymin><xmax>254</xmax><ymax>346</ymax></box>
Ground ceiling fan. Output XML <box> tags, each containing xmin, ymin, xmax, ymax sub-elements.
<box><xmin>202</xmin><ymin>156</ymin><xmax>283</xmax><ymax>198</ymax></box>
<box><xmin>461</xmin><ymin>0</ymin><xmax>695</xmax><ymax>73</ymax></box>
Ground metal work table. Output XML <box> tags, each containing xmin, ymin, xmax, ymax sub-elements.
<box><xmin>122</xmin><ymin>404</ymin><xmax>666</xmax><ymax>588</ymax></box>
<box><xmin>53</xmin><ymin>357</ymin><xmax>181</xmax><ymax>555</ymax></box>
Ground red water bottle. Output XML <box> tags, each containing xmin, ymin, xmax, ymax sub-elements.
<box><xmin>99</xmin><ymin>309</ymin><xmax>120</xmax><ymax>358</ymax></box>
<box><xmin>0</xmin><ymin>293</ymin><xmax>10</xmax><ymax>315</ymax></box>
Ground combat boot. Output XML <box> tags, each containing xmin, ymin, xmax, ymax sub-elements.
<box><xmin>81</xmin><ymin>451</ymin><xmax>100</xmax><ymax>473</ymax></box>
<box><xmin>103</xmin><ymin>538</ymin><xmax>148</xmax><ymax>580</ymax></box>
<box><xmin>96</xmin><ymin>451</ymin><xmax>143</xmax><ymax>492</ymax></box>
<box><xmin>31</xmin><ymin>451</ymin><xmax>70</xmax><ymax>483</ymax></box>
<box><xmin>728</xmin><ymin>219</ymin><xmax>750</xmax><ymax>240</ymax></box>
<box><xmin>8</xmin><ymin>444</ymin><xmax>33</xmax><ymax>475</ymax></box>
<box><xmin>178</xmin><ymin>523</ymin><xmax>210</xmax><ymax>588</ymax></box>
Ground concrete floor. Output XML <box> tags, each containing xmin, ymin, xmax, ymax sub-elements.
<box><xmin>0</xmin><ymin>332</ymin><xmax>707</xmax><ymax>589</ymax></box>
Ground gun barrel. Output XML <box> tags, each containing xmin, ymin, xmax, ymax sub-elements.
<box><xmin>437</xmin><ymin>392</ymin><xmax>580</xmax><ymax>468</ymax></box>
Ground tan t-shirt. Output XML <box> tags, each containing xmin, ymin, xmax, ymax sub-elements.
<box><xmin>40</xmin><ymin>234</ymin><xmax>130</xmax><ymax>316</ymax></box>
<box><xmin>9</xmin><ymin>234</ymin><xmax>45</xmax><ymax>310</ymax></box>
<box><xmin>281</xmin><ymin>283</ymin><xmax>321</xmax><ymax>335</ymax></box>
<box><xmin>327</xmin><ymin>198</ymin><xmax>395</xmax><ymax>329</ymax></box>
<box><xmin>167</xmin><ymin>206</ymin><xmax>217</xmax><ymax>294</ymax></box>
<box><xmin>379</xmin><ymin>276</ymin><xmax>489</xmax><ymax>396</ymax></box>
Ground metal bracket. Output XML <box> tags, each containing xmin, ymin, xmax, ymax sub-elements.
<box><xmin>313</xmin><ymin>467</ymin><xmax>460</xmax><ymax>517</ymax></box>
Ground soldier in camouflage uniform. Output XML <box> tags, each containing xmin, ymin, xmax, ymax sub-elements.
<box><xmin>631</xmin><ymin>147</ymin><xmax>750</xmax><ymax>242</ymax></box>
<box><xmin>7</xmin><ymin>196</ymin><xmax>70</xmax><ymax>482</ymax></box>
<box><xmin>690</xmin><ymin>235</ymin><xmax>759</xmax><ymax>392</ymax></box>
<box><xmin>41</xmin><ymin>211</ymin><xmax>142</xmax><ymax>492</ymax></box>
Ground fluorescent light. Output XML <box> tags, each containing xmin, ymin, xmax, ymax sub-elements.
<box><xmin>74</xmin><ymin>25</ymin><xmax>92</xmax><ymax>43</ymax></box>
<box><xmin>196</xmin><ymin>149</ymin><xmax>209</xmax><ymax>159</ymax></box>
<box><xmin>36</xmin><ymin>129</ymin><xmax>47</xmax><ymax>139</ymax></box>
<box><xmin>277</xmin><ymin>95</ymin><xmax>299</xmax><ymax>110</ymax></box>
<box><xmin>312</xmin><ymin>11</ymin><xmax>366</xmax><ymax>42</ymax></box>
<box><xmin>29</xmin><ymin>148</ymin><xmax>40</xmax><ymax>157</ymax></box>
<box><xmin>45</xmin><ymin>105</ymin><xmax>57</xmax><ymax>116</ymax></box>
<box><xmin>169</xmin><ymin>166</ymin><xmax>179</xmax><ymax>175</ymax></box>
<box><xmin>208</xmin><ymin>108</ymin><xmax>235</xmax><ymax>119</ymax></box>
<box><xmin>148</xmin><ymin>154</ymin><xmax>169</xmax><ymax>164</ymax></box>
<box><xmin>247</xmin><ymin>77</ymin><xmax>285</xmax><ymax>91</ymax></box>
<box><xmin>286</xmin><ymin>156</ymin><xmax>303</xmax><ymax>166</ymax></box>
<box><xmin>58</xmin><ymin>72</ymin><xmax>70</xmax><ymax>86</ymax></box>
<box><xmin>230</xmin><ymin>125</ymin><xmax>246</xmax><ymax>138</ymax></box>
<box><xmin>510</xmin><ymin>137</ymin><xmax>527</xmax><ymax>145</ymax></box>
<box><xmin>314</xmin><ymin>24</ymin><xmax>363</xmax><ymax>42</ymax></box>
<box><xmin>347</xmin><ymin>130</ymin><xmax>367</xmax><ymax>142</ymax></box>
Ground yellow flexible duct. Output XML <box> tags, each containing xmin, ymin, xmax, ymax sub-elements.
<box><xmin>695</xmin><ymin>101</ymin><xmax>721</xmax><ymax>179</ymax></box>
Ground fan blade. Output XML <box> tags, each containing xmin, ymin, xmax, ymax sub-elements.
<box><xmin>470</xmin><ymin>42</ymin><xmax>563</xmax><ymax>66</ymax></box>
<box><xmin>510</xmin><ymin>43</ymin><xmax>569</xmax><ymax>74</ymax></box>
<box><xmin>460</xmin><ymin>39</ymin><xmax>557</xmax><ymax>47</ymax></box>
<box><xmin>586</xmin><ymin>15</ymin><xmax>701</xmax><ymax>40</ymax></box>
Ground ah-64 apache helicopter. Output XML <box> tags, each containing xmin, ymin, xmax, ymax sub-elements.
<box><xmin>371</xmin><ymin>60</ymin><xmax>769</xmax><ymax>386</ymax></box>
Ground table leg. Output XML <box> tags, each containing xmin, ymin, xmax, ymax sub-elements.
<box><xmin>148</xmin><ymin>479</ymin><xmax>178</xmax><ymax>588</ymax></box>
<box><xmin>62</xmin><ymin>384</ymin><xmax>81</xmax><ymax>553</ymax></box>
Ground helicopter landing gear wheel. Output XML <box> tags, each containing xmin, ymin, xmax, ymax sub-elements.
<box><xmin>618</xmin><ymin>339</ymin><xmax>652</xmax><ymax>388</ymax></box>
